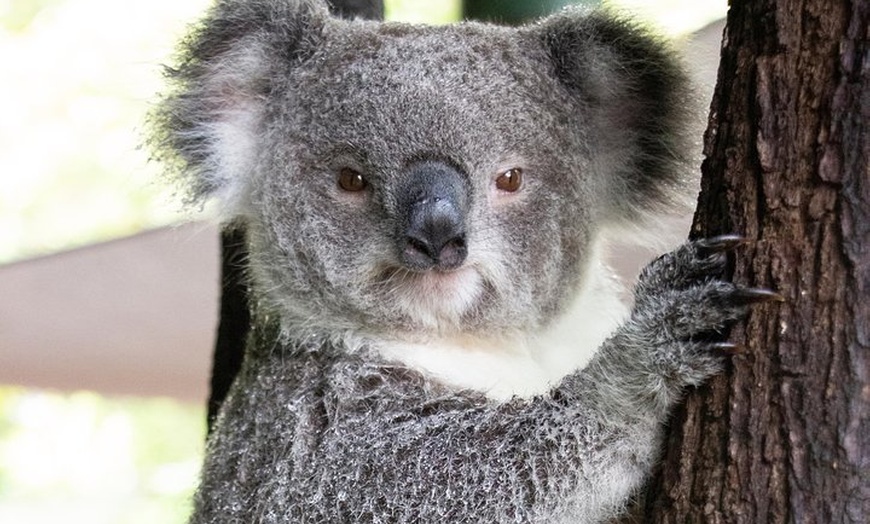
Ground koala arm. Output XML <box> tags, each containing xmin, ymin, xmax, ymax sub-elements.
<box><xmin>192</xmin><ymin>238</ymin><xmax>777</xmax><ymax>524</ymax></box>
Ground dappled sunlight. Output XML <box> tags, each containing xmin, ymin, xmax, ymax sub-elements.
<box><xmin>0</xmin><ymin>387</ymin><xmax>205</xmax><ymax>524</ymax></box>
<box><xmin>607</xmin><ymin>0</ymin><xmax>727</xmax><ymax>35</ymax></box>
<box><xmin>0</xmin><ymin>0</ymin><xmax>210</xmax><ymax>263</ymax></box>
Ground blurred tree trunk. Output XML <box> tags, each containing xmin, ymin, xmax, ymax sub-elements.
<box><xmin>208</xmin><ymin>225</ymin><xmax>250</xmax><ymax>432</ymax></box>
<box><xmin>629</xmin><ymin>0</ymin><xmax>869</xmax><ymax>521</ymax></box>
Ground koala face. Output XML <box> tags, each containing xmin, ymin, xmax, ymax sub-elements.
<box><xmin>251</xmin><ymin>22</ymin><xmax>596</xmax><ymax>337</ymax></box>
<box><xmin>152</xmin><ymin>0</ymin><xmax>692</xmax><ymax>343</ymax></box>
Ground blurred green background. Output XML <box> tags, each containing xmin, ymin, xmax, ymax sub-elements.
<box><xmin>0</xmin><ymin>1</ymin><xmax>726</xmax><ymax>522</ymax></box>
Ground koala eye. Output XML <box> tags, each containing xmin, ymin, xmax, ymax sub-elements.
<box><xmin>495</xmin><ymin>168</ymin><xmax>523</xmax><ymax>193</ymax></box>
<box><xmin>338</xmin><ymin>168</ymin><xmax>368</xmax><ymax>192</ymax></box>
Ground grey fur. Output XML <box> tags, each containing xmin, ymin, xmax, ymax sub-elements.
<box><xmin>192</xmin><ymin>241</ymin><xmax>747</xmax><ymax>523</ymax></box>
<box><xmin>149</xmin><ymin>1</ymin><xmax>742</xmax><ymax>522</ymax></box>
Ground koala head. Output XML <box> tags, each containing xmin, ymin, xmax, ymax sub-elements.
<box><xmin>151</xmin><ymin>0</ymin><xmax>694</xmax><ymax>342</ymax></box>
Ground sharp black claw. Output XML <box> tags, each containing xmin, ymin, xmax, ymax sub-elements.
<box><xmin>696</xmin><ymin>234</ymin><xmax>747</xmax><ymax>257</ymax></box>
<box><xmin>732</xmin><ymin>287</ymin><xmax>786</xmax><ymax>304</ymax></box>
<box><xmin>710</xmin><ymin>341</ymin><xmax>743</xmax><ymax>354</ymax></box>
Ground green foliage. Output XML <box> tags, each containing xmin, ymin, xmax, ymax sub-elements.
<box><xmin>0</xmin><ymin>387</ymin><xmax>205</xmax><ymax>524</ymax></box>
<box><xmin>0</xmin><ymin>0</ymin><xmax>63</xmax><ymax>33</ymax></box>
<box><xmin>0</xmin><ymin>0</ymin><xmax>209</xmax><ymax>264</ymax></box>
<box><xmin>384</xmin><ymin>0</ymin><xmax>461</xmax><ymax>24</ymax></box>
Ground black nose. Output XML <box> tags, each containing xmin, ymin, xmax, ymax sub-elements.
<box><xmin>397</xmin><ymin>161</ymin><xmax>469</xmax><ymax>271</ymax></box>
<box><xmin>403</xmin><ymin>197</ymin><xmax>467</xmax><ymax>270</ymax></box>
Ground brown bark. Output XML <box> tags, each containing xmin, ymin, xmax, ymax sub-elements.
<box><xmin>641</xmin><ymin>0</ymin><xmax>869</xmax><ymax>522</ymax></box>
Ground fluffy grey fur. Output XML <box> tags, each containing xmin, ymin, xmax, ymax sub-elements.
<box><xmin>190</xmin><ymin>242</ymin><xmax>750</xmax><ymax>523</ymax></box>
<box><xmin>149</xmin><ymin>1</ymin><xmax>754</xmax><ymax>522</ymax></box>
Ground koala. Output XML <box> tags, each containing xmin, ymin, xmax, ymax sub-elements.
<box><xmin>150</xmin><ymin>1</ymin><xmax>778</xmax><ymax>522</ymax></box>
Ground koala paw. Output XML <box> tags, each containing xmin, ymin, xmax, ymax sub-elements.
<box><xmin>630</xmin><ymin>235</ymin><xmax>783</xmax><ymax>386</ymax></box>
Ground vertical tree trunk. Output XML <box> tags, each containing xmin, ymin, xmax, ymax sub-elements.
<box><xmin>642</xmin><ymin>0</ymin><xmax>869</xmax><ymax>521</ymax></box>
<box><xmin>208</xmin><ymin>225</ymin><xmax>250</xmax><ymax>433</ymax></box>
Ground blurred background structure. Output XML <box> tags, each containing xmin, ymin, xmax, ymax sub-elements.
<box><xmin>0</xmin><ymin>1</ymin><xmax>725</xmax><ymax>522</ymax></box>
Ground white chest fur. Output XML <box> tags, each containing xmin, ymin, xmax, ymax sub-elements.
<box><xmin>374</xmin><ymin>260</ymin><xmax>629</xmax><ymax>400</ymax></box>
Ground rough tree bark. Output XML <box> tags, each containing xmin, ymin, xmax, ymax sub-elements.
<box><xmin>638</xmin><ymin>0</ymin><xmax>869</xmax><ymax>521</ymax></box>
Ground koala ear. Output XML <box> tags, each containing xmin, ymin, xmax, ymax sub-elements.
<box><xmin>149</xmin><ymin>0</ymin><xmax>329</xmax><ymax>215</ymax></box>
<box><xmin>534</xmin><ymin>10</ymin><xmax>696</xmax><ymax>227</ymax></box>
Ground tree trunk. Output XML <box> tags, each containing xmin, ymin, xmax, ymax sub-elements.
<box><xmin>208</xmin><ymin>225</ymin><xmax>250</xmax><ymax>433</ymax></box>
<box><xmin>641</xmin><ymin>0</ymin><xmax>869</xmax><ymax>521</ymax></box>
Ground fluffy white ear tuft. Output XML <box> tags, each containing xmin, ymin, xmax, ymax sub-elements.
<box><xmin>532</xmin><ymin>9</ymin><xmax>700</xmax><ymax>229</ymax></box>
<box><xmin>148</xmin><ymin>0</ymin><xmax>329</xmax><ymax>219</ymax></box>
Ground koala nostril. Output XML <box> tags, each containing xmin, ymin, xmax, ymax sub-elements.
<box><xmin>437</xmin><ymin>236</ymin><xmax>467</xmax><ymax>270</ymax></box>
<box><xmin>405</xmin><ymin>236</ymin><xmax>437</xmax><ymax>261</ymax></box>
<box><xmin>401</xmin><ymin>230</ymin><xmax>467</xmax><ymax>271</ymax></box>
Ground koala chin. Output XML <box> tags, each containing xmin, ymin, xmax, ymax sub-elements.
<box><xmin>151</xmin><ymin>1</ymin><xmax>771</xmax><ymax>522</ymax></box>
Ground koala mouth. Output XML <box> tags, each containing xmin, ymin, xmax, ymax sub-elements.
<box><xmin>375</xmin><ymin>265</ymin><xmax>483</xmax><ymax>327</ymax></box>
<box><xmin>378</xmin><ymin>265</ymin><xmax>479</xmax><ymax>294</ymax></box>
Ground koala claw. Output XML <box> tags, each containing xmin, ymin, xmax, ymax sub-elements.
<box><xmin>708</xmin><ymin>340</ymin><xmax>743</xmax><ymax>354</ymax></box>
<box><xmin>632</xmin><ymin>238</ymin><xmax>785</xmax><ymax>360</ymax></box>
<box><xmin>695</xmin><ymin>234</ymin><xmax>747</xmax><ymax>257</ymax></box>
<box><xmin>731</xmin><ymin>287</ymin><xmax>786</xmax><ymax>304</ymax></box>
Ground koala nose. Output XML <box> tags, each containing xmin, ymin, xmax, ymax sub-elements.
<box><xmin>397</xmin><ymin>161</ymin><xmax>469</xmax><ymax>271</ymax></box>
<box><xmin>403</xmin><ymin>198</ymin><xmax>467</xmax><ymax>270</ymax></box>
